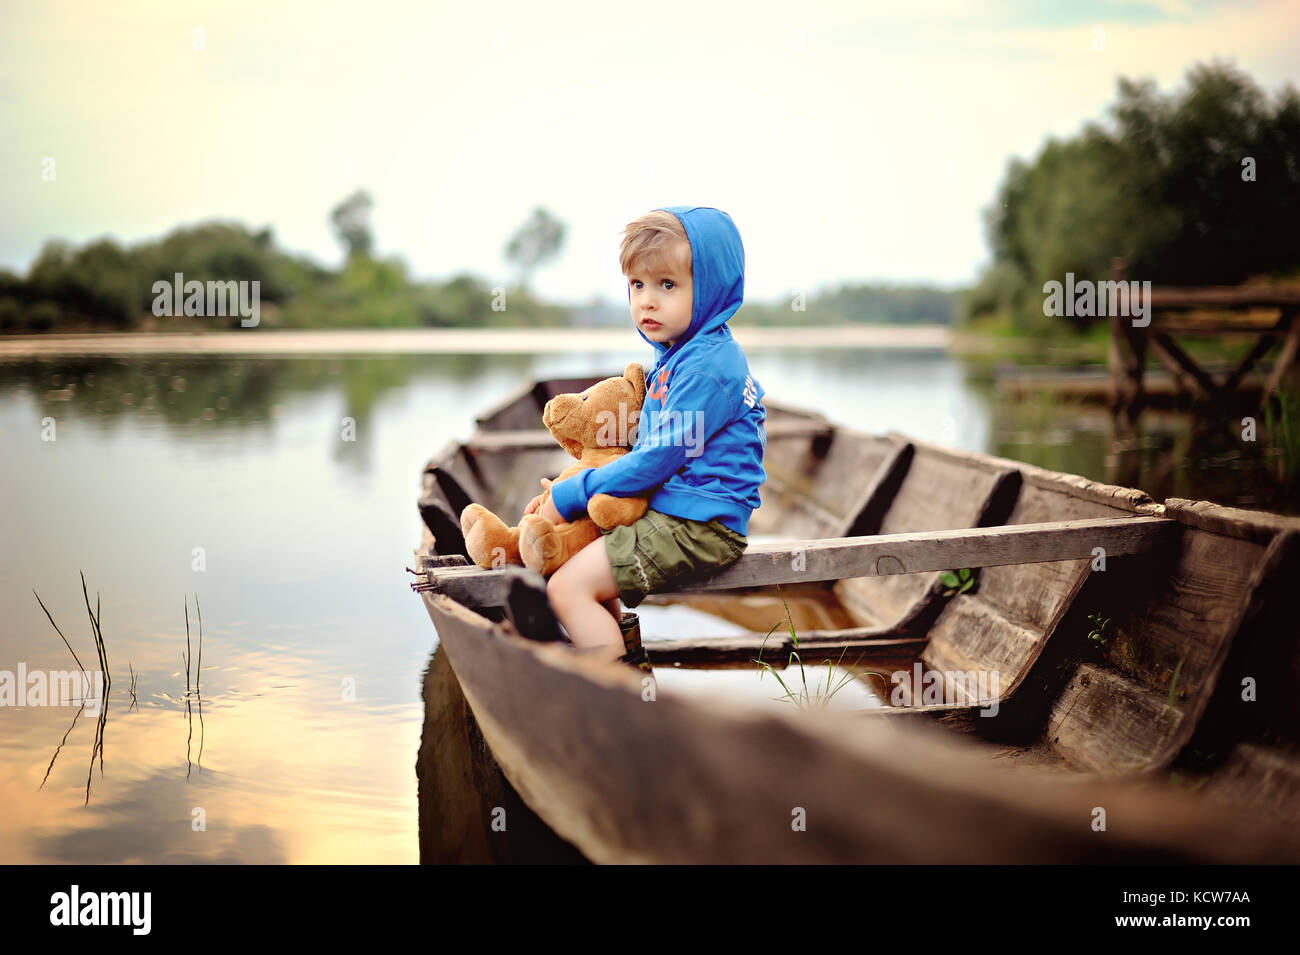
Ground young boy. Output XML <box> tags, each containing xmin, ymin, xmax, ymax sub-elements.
<box><xmin>533</xmin><ymin>206</ymin><xmax>767</xmax><ymax>664</ymax></box>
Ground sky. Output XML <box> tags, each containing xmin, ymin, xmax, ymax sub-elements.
<box><xmin>2</xmin><ymin>0</ymin><xmax>1298</xmax><ymax>306</ymax></box>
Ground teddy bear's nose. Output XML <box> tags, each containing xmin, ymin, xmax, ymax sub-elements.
<box><xmin>544</xmin><ymin>394</ymin><xmax>579</xmax><ymax>429</ymax></box>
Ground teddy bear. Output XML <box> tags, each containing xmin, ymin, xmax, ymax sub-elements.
<box><xmin>459</xmin><ymin>361</ymin><xmax>651</xmax><ymax>576</ymax></box>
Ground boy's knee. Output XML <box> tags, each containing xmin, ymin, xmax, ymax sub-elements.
<box><xmin>548</xmin><ymin>567</ymin><xmax>601</xmax><ymax>611</ymax></box>
<box><xmin>546</xmin><ymin>571</ymin><xmax>571</xmax><ymax>606</ymax></box>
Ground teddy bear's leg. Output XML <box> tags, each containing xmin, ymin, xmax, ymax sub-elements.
<box><xmin>519</xmin><ymin>515</ymin><xmax>602</xmax><ymax>576</ymax></box>
<box><xmin>518</xmin><ymin>515</ymin><xmax>559</xmax><ymax>575</ymax></box>
<box><xmin>461</xmin><ymin>503</ymin><xmax>523</xmax><ymax>569</ymax></box>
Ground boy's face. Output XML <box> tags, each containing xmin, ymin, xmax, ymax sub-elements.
<box><xmin>626</xmin><ymin>239</ymin><xmax>693</xmax><ymax>347</ymax></box>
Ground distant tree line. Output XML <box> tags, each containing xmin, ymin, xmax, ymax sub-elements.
<box><xmin>3</xmin><ymin>187</ymin><xmax>960</xmax><ymax>332</ymax></box>
<box><xmin>0</xmin><ymin>194</ymin><xmax>570</xmax><ymax>333</ymax></box>
<box><xmin>743</xmin><ymin>283</ymin><xmax>957</xmax><ymax>325</ymax></box>
<box><xmin>965</xmin><ymin>61</ymin><xmax>1300</xmax><ymax>335</ymax></box>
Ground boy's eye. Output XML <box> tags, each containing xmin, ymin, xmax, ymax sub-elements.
<box><xmin>662</xmin><ymin>280</ymin><xmax>674</xmax><ymax>290</ymax></box>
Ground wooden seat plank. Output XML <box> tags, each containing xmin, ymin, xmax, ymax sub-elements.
<box><xmin>422</xmin><ymin>516</ymin><xmax>1176</xmax><ymax>608</ymax></box>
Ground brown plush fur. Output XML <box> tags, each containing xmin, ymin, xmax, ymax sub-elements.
<box><xmin>460</xmin><ymin>362</ymin><xmax>651</xmax><ymax>576</ymax></box>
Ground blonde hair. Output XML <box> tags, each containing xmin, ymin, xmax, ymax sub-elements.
<box><xmin>619</xmin><ymin>210</ymin><xmax>691</xmax><ymax>278</ymax></box>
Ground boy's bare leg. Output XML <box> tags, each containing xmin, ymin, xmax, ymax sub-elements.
<box><xmin>547</xmin><ymin>537</ymin><xmax>624</xmax><ymax>662</ymax></box>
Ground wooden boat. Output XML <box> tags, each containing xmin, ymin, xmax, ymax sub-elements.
<box><xmin>409</xmin><ymin>373</ymin><xmax>1300</xmax><ymax>864</ymax></box>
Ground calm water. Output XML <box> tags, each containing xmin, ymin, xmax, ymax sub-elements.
<box><xmin>0</xmin><ymin>340</ymin><xmax>1289</xmax><ymax>863</ymax></box>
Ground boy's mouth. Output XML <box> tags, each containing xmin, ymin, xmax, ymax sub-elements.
<box><xmin>641</xmin><ymin>319</ymin><xmax>661</xmax><ymax>329</ymax></box>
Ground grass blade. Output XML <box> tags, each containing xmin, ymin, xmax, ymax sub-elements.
<box><xmin>33</xmin><ymin>589</ymin><xmax>86</xmax><ymax>673</ymax></box>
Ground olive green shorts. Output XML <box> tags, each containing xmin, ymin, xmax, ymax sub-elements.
<box><xmin>601</xmin><ymin>508</ymin><xmax>748</xmax><ymax>608</ymax></box>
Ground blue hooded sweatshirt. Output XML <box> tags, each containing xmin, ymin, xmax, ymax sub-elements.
<box><xmin>549</xmin><ymin>206</ymin><xmax>767</xmax><ymax>536</ymax></box>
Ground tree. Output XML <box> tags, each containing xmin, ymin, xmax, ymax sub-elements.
<box><xmin>969</xmin><ymin>61</ymin><xmax>1300</xmax><ymax>334</ymax></box>
<box><xmin>503</xmin><ymin>206</ymin><xmax>566</xmax><ymax>291</ymax></box>
<box><xmin>330</xmin><ymin>190</ymin><xmax>375</xmax><ymax>260</ymax></box>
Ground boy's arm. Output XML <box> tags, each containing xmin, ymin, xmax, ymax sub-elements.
<box><xmin>549</xmin><ymin>372</ymin><xmax>734</xmax><ymax>521</ymax></box>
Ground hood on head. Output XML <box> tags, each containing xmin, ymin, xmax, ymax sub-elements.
<box><xmin>631</xmin><ymin>206</ymin><xmax>745</xmax><ymax>358</ymax></box>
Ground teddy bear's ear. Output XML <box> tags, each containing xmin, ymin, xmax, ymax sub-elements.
<box><xmin>623</xmin><ymin>361</ymin><xmax>647</xmax><ymax>403</ymax></box>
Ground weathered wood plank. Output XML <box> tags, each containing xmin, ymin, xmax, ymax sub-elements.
<box><xmin>1108</xmin><ymin>308</ymin><xmax>1125</xmax><ymax>409</ymax></box>
<box><xmin>644</xmin><ymin>631</ymin><xmax>927</xmax><ymax>665</ymax></box>
<box><xmin>1200</xmin><ymin>742</ymin><xmax>1300</xmax><ymax>825</ymax></box>
<box><xmin>1220</xmin><ymin>316</ymin><xmax>1286</xmax><ymax>392</ymax></box>
<box><xmin>1180</xmin><ymin>531</ymin><xmax>1300</xmax><ymax>791</ymax></box>
<box><xmin>752</xmin><ymin>483</ymin><xmax>844</xmax><ymax>540</ymax></box>
<box><xmin>1149</xmin><ymin>287</ymin><xmax>1300</xmax><ymax>309</ymax></box>
<box><xmin>886</xmin><ymin>432</ymin><xmax>1158</xmax><ymax>512</ymax></box>
<box><xmin>1147</xmin><ymin>333</ymin><xmax>1216</xmax><ymax>398</ymax></box>
<box><xmin>1150</xmin><ymin>332</ymin><xmax>1221</xmax><ymax>398</ymax></box>
<box><xmin>416</xmin><ymin>553</ymin><xmax>469</xmax><ymax>571</ymax></box>
<box><xmin>676</xmin><ymin>515</ymin><xmax>1174</xmax><ymax>591</ymax></box>
<box><xmin>1153</xmin><ymin>529</ymin><xmax>1300</xmax><ymax>766</ymax></box>
<box><xmin>424</xmin><ymin>516</ymin><xmax>1177</xmax><ymax>608</ymax></box>
<box><xmin>1047</xmin><ymin>526</ymin><xmax>1294</xmax><ymax>774</ymax></box>
<box><xmin>839</xmin><ymin>440</ymin><xmax>914</xmax><ymax>538</ymax></box>
<box><xmin>473</xmin><ymin>379</ymin><xmax>546</xmax><ymax>432</ymax></box>
<box><xmin>1047</xmin><ymin>663</ymin><xmax>1187</xmax><ymax>773</ymax></box>
<box><xmin>754</xmin><ymin>431</ymin><xmax>898</xmax><ymax>540</ymax></box>
<box><xmin>1162</xmin><ymin>497</ymin><xmax>1300</xmax><ymax>542</ymax></box>
<box><xmin>1152</xmin><ymin>318</ymin><xmax>1281</xmax><ymax>335</ymax></box>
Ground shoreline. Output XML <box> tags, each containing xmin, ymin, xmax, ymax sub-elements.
<box><xmin>0</xmin><ymin>325</ymin><xmax>950</xmax><ymax>356</ymax></box>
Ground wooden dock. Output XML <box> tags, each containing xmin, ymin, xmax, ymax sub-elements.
<box><xmin>1108</xmin><ymin>259</ymin><xmax>1300</xmax><ymax>425</ymax></box>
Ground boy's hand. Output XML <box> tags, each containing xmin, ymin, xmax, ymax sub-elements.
<box><xmin>536</xmin><ymin>477</ymin><xmax>564</xmax><ymax>524</ymax></box>
<box><xmin>523</xmin><ymin>493</ymin><xmax>544</xmax><ymax>515</ymax></box>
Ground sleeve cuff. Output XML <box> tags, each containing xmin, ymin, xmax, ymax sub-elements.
<box><xmin>548</xmin><ymin>472</ymin><xmax>589</xmax><ymax>521</ymax></box>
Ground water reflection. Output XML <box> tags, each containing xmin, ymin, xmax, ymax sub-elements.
<box><xmin>8</xmin><ymin>574</ymin><xmax>420</xmax><ymax>862</ymax></box>
<box><xmin>39</xmin><ymin>701</ymin><xmax>85</xmax><ymax>791</ymax></box>
<box><xmin>992</xmin><ymin>389</ymin><xmax>1299</xmax><ymax>513</ymax></box>
<box><xmin>29</xmin><ymin>582</ymin><xmax>215</xmax><ymax>812</ymax></box>
<box><xmin>416</xmin><ymin>643</ymin><xmax>589</xmax><ymax>864</ymax></box>
<box><xmin>183</xmin><ymin>595</ymin><xmax>206</xmax><ymax>780</ymax></box>
<box><xmin>33</xmin><ymin>767</ymin><xmax>290</xmax><ymax>864</ymax></box>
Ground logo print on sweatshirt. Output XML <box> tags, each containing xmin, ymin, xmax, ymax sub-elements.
<box><xmin>647</xmin><ymin>367</ymin><xmax>671</xmax><ymax>402</ymax></box>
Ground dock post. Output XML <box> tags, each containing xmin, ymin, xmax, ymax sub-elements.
<box><xmin>1110</xmin><ymin>257</ymin><xmax>1147</xmax><ymax>428</ymax></box>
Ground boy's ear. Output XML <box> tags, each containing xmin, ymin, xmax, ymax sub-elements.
<box><xmin>623</xmin><ymin>361</ymin><xmax>647</xmax><ymax>403</ymax></box>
